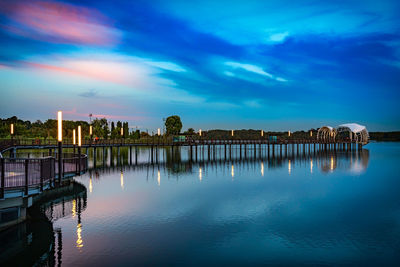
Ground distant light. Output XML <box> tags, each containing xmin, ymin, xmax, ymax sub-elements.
<box><xmin>73</xmin><ymin>129</ymin><xmax>76</xmax><ymax>145</ymax></box>
<box><xmin>199</xmin><ymin>129</ymin><xmax>202</xmax><ymax>136</ymax></box>
<box><xmin>89</xmin><ymin>125</ymin><xmax>93</xmax><ymax>136</ymax></box>
<box><xmin>310</xmin><ymin>131</ymin><xmax>313</xmax><ymax>137</ymax></box>
<box><xmin>310</xmin><ymin>159</ymin><xmax>313</xmax><ymax>174</ymax></box>
<box><xmin>231</xmin><ymin>130</ymin><xmax>234</xmax><ymax>137</ymax></box>
<box><xmin>231</xmin><ymin>164</ymin><xmax>234</xmax><ymax>178</ymax></box>
<box><xmin>157</xmin><ymin>170</ymin><xmax>161</xmax><ymax>186</ymax></box>
<box><xmin>158</xmin><ymin>128</ymin><xmax>161</xmax><ymax>136</ymax></box>
<box><xmin>288</xmin><ymin>159</ymin><xmax>291</xmax><ymax>174</ymax></box>
<box><xmin>261</xmin><ymin>130</ymin><xmax>264</xmax><ymax>137</ymax></box>
<box><xmin>78</xmin><ymin>126</ymin><xmax>82</xmax><ymax>147</ymax></box>
<box><xmin>121</xmin><ymin>127</ymin><xmax>123</xmax><ymax>136</ymax></box>
<box><xmin>10</xmin><ymin>124</ymin><xmax>14</xmax><ymax>135</ymax></box>
<box><xmin>57</xmin><ymin>111</ymin><xmax>62</xmax><ymax>142</ymax></box>
<box><xmin>288</xmin><ymin>131</ymin><xmax>291</xmax><ymax>137</ymax></box>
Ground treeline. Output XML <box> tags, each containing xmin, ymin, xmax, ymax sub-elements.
<box><xmin>369</xmin><ymin>132</ymin><xmax>400</xmax><ymax>141</ymax></box>
<box><xmin>2</xmin><ymin>116</ymin><xmax>399</xmax><ymax>141</ymax></box>
<box><xmin>197</xmin><ymin>129</ymin><xmax>316</xmax><ymax>140</ymax></box>
<box><xmin>0</xmin><ymin>116</ymin><xmax>143</xmax><ymax>140</ymax></box>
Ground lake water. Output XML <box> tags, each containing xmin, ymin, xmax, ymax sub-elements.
<box><xmin>1</xmin><ymin>142</ymin><xmax>400</xmax><ymax>265</ymax></box>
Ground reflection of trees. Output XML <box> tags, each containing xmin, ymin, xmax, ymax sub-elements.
<box><xmin>0</xmin><ymin>182</ymin><xmax>87</xmax><ymax>266</ymax></box>
<box><xmin>86</xmin><ymin>146</ymin><xmax>370</xmax><ymax>178</ymax></box>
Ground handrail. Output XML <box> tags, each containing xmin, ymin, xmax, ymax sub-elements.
<box><xmin>0</xmin><ymin>154</ymin><xmax>88</xmax><ymax>198</ymax></box>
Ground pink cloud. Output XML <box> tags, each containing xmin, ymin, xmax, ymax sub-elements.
<box><xmin>21</xmin><ymin>59</ymin><xmax>152</xmax><ymax>88</ymax></box>
<box><xmin>1</xmin><ymin>0</ymin><xmax>120</xmax><ymax>45</ymax></box>
<box><xmin>63</xmin><ymin>108</ymin><xmax>147</xmax><ymax>121</ymax></box>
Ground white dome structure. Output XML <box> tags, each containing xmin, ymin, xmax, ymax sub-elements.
<box><xmin>336</xmin><ymin>123</ymin><xmax>369</xmax><ymax>145</ymax></box>
<box><xmin>317</xmin><ymin>126</ymin><xmax>337</xmax><ymax>142</ymax></box>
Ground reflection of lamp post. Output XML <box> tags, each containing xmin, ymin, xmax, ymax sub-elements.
<box><xmin>57</xmin><ymin>111</ymin><xmax>63</xmax><ymax>184</ymax></box>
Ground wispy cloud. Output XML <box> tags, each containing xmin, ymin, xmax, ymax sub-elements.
<box><xmin>0</xmin><ymin>0</ymin><xmax>121</xmax><ymax>45</ymax></box>
<box><xmin>145</xmin><ymin>61</ymin><xmax>186</xmax><ymax>72</ymax></box>
<box><xmin>224</xmin><ymin>61</ymin><xmax>288</xmax><ymax>82</ymax></box>
<box><xmin>63</xmin><ymin>108</ymin><xmax>145</xmax><ymax>121</ymax></box>
<box><xmin>268</xmin><ymin>31</ymin><xmax>289</xmax><ymax>43</ymax></box>
<box><xmin>79</xmin><ymin>89</ymin><xmax>99</xmax><ymax>98</ymax></box>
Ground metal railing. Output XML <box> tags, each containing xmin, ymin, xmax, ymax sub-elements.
<box><xmin>0</xmin><ymin>154</ymin><xmax>87</xmax><ymax>198</ymax></box>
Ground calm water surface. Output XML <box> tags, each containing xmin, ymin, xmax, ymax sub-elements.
<box><xmin>1</xmin><ymin>142</ymin><xmax>400</xmax><ymax>265</ymax></box>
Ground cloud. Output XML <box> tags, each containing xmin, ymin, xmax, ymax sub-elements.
<box><xmin>63</xmin><ymin>108</ymin><xmax>145</xmax><ymax>121</ymax></box>
<box><xmin>79</xmin><ymin>89</ymin><xmax>99</xmax><ymax>98</ymax></box>
<box><xmin>145</xmin><ymin>61</ymin><xmax>186</xmax><ymax>72</ymax></box>
<box><xmin>0</xmin><ymin>0</ymin><xmax>121</xmax><ymax>45</ymax></box>
<box><xmin>224</xmin><ymin>61</ymin><xmax>287</xmax><ymax>82</ymax></box>
<box><xmin>268</xmin><ymin>31</ymin><xmax>289</xmax><ymax>42</ymax></box>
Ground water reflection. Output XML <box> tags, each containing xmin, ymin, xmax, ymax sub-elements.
<box><xmin>0</xmin><ymin>182</ymin><xmax>87</xmax><ymax>266</ymax></box>
<box><xmin>2</xmin><ymin>145</ymin><xmax>380</xmax><ymax>266</ymax></box>
<box><xmin>84</xmin><ymin>148</ymin><xmax>370</xmax><ymax>181</ymax></box>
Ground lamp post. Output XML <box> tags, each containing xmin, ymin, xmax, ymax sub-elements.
<box><xmin>89</xmin><ymin>125</ymin><xmax>93</xmax><ymax>146</ymax></box>
<box><xmin>120</xmin><ymin>127</ymin><xmax>124</xmax><ymax>145</ymax></box>
<box><xmin>10</xmin><ymin>123</ymin><xmax>14</xmax><ymax>144</ymax></box>
<box><xmin>78</xmin><ymin>125</ymin><xmax>82</xmax><ymax>174</ymax></box>
<box><xmin>73</xmin><ymin>129</ymin><xmax>76</xmax><ymax>154</ymax></box>
<box><xmin>261</xmin><ymin>130</ymin><xmax>264</xmax><ymax>138</ymax></box>
<box><xmin>231</xmin><ymin>130</ymin><xmax>234</xmax><ymax>138</ymax></box>
<box><xmin>57</xmin><ymin>111</ymin><xmax>63</xmax><ymax>184</ymax></box>
<box><xmin>288</xmin><ymin>131</ymin><xmax>291</xmax><ymax>137</ymax></box>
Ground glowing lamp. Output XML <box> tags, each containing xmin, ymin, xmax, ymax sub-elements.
<box><xmin>310</xmin><ymin>131</ymin><xmax>313</xmax><ymax>137</ymax></box>
<box><xmin>231</xmin><ymin>130</ymin><xmax>234</xmax><ymax>137</ymax></box>
<box><xmin>89</xmin><ymin>125</ymin><xmax>93</xmax><ymax>136</ymax></box>
<box><xmin>57</xmin><ymin>111</ymin><xmax>62</xmax><ymax>142</ymax></box>
<box><xmin>121</xmin><ymin>127</ymin><xmax>124</xmax><ymax>136</ymax></box>
<box><xmin>288</xmin><ymin>131</ymin><xmax>291</xmax><ymax>137</ymax></box>
<box><xmin>10</xmin><ymin>124</ymin><xmax>14</xmax><ymax>135</ymax></box>
<box><xmin>261</xmin><ymin>130</ymin><xmax>264</xmax><ymax>137</ymax></box>
<box><xmin>158</xmin><ymin>128</ymin><xmax>161</xmax><ymax>136</ymax></box>
<box><xmin>199</xmin><ymin>129</ymin><xmax>202</xmax><ymax>136</ymax></box>
<box><xmin>73</xmin><ymin>129</ymin><xmax>76</xmax><ymax>145</ymax></box>
<box><xmin>78</xmin><ymin>126</ymin><xmax>82</xmax><ymax>147</ymax></box>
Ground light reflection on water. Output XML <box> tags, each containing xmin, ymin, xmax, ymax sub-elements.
<box><xmin>2</xmin><ymin>142</ymin><xmax>400</xmax><ymax>266</ymax></box>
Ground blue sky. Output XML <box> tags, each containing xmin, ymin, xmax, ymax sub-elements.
<box><xmin>0</xmin><ymin>0</ymin><xmax>399</xmax><ymax>131</ymax></box>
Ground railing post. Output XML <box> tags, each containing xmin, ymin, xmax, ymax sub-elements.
<box><xmin>25</xmin><ymin>159</ymin><xmax>29</xmax><ymax>196</ymax></box>
<box><xmin>1</xmin><ymin>158</ymin><xmax>4</xmax><ymax>199</ymax></box>
<box><xmin>40</xmin><ymin>159</ymin><xmax>44</xmax><ymax>192</ymax></box>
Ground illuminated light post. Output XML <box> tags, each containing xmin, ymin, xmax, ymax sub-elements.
<box><xmin>57</xmin><ymin>111</ymin><xmax>63</xmax><ymax>184</ymax></box>
<box><xmin>199</xmin><ymin>129</ymin><xmax>202</xmax><ymax>136</ymax></box>
<box><xmin>157</xmin><ymin>128</ymin><xmax>161</xmax><ymax>136</ymax></box>
<box><xmin>77</xmin><ymin>125</ymin><xmax>82</xmax><ymax>174</ymax></box>
<box><xmin>261</xmin><ymin>130</ymin><xmax>264</xmax><ymax>137</ymax></box>
<box><xmin>288</xmin><ymin>131</ymin><xmax>291</xmax><ymax>137</ymax></box>
<box><xmin>73</xmin><ymin>129</ymin><xmax>76</xmax><ymax>154</ymax></box>
<box><xmin>231</xmin><ymin>130</ymin><xmax>234</xmax><ymax>137</ymax></box>
<box><xmin>10</xmin><ymin>123</ymin><xmax>14</xmax><ymax>144</ymax></box>
<box><xmin>310</xmin><ymin>131</ymin><xmax>313</xmax><ymax>137</ymax></box>
<box><xmin>89</xmin><ymin>125</ymin><xmax>93</xmax><ymax>146</ymax></box>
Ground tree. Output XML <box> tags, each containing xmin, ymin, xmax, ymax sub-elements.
<box><xmin>165</xmin><ymin>115</ymin><xmax>182</xmax><ymax>135</ymax></box>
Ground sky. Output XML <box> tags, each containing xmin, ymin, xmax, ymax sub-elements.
<box><xmin>0</xmin><ymin>0</ymin><xmax>399</xmax><ymax>132</ymax></box>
